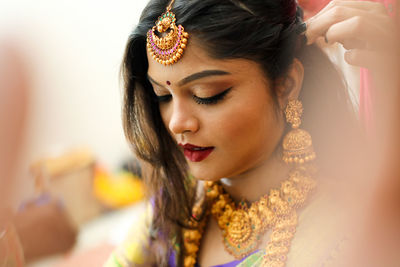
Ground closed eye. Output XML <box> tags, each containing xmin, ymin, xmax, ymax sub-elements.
<box><xmin>154</xmin><ymin>87</ymin><xmax>232</xmax><ymax>105</ymax></box>
<box><xmin>193</xmin><ymin>87</ymin><xmax>232</xmax><ymax>105</ymax></box>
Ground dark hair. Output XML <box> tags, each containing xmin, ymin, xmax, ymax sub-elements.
<box><xmin>122</xmin><ymin>0</ymin><xmax>360</xmax><ymax>265</ymax></box>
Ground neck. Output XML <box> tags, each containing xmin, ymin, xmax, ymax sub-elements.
<box><xmin>219</xmin><ymin>150</ymin><xmax>290</xmax><ymax>203</ymax></box>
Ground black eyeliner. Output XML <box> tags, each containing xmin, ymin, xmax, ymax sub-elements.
<box><xmin>193</xmin><ymin>87</ymin><xmax>232</xmax><ymax>105</ymax></box>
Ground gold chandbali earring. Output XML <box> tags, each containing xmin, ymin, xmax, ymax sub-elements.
<box><xmin>282</xmin><ymin>99</ymin><xmax>316</xmax><ymax>165</ymax></box>
<box><xmin>146</xmin><ymin>0</ymin><xmax>189</xmax><ymax>66</ymax></box>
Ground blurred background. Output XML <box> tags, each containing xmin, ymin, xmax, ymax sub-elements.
<box><xmin>0</xmin><ymin>0</ymin><xmax>148</xmax><ymax>198</ymax></box>
<box><xmin>0</xmin><ymin>1</ymin><xmax>149</xmax><ymax>266</ymax></box>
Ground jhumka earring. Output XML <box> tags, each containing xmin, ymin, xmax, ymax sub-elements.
<box><xmin>282</xmin><ymin>99</ymin><xmax>316</xmax><ymax>164</ymax></box>
<box><xmin>146</xmin><ymin>0</ymin><xmax>189</xmax><ymax>65</ymax></box>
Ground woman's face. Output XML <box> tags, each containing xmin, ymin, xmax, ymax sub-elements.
<box><xmin>147</xmin><ymin>41</ymin><xmax>285</xmax><ymax>181</ymax></box>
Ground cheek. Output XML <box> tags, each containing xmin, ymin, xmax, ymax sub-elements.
<box><xmin>212</xmin><ymin>94</ymin><xmax>283</xmax><ymax>159</ymax></box>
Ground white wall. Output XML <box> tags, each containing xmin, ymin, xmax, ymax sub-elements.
<box><xmin>0</xmin><ymin>0</ymin><xmax>148</xmax><ymax>193</ymax></box>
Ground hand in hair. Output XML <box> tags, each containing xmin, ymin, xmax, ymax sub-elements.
<box><xmin>306</xmin><ymin>2</ymin><xmax>400</xmax><ymax>265</ymax></box>
<box><xmin>305</xmin><ymin>0</ymin><xmax>399</xmax><ymax>141</ymax></box>
<box><xmin>304</xmin><ymin>0</ymin><xmax>399</xmax><ymax>70</ymax></box>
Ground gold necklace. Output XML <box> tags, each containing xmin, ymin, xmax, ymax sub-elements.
<box><xmin>207</xmin><ymin>165</ymin><xmax>316</xmax><ymax>260</ymax></box>
<box><xmin>182</xmin><ymin>164</ymin><xmax>317</xmax><ymax>267</ymax></box>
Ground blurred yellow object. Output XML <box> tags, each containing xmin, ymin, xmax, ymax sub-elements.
<box><xmin>93</xmin><ymin>166</ymin><xmax>144</xmax><ymax>208</ymax></box>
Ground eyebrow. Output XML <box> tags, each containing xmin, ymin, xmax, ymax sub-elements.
<box><xmin>178</xmin><ymin>70</ymin><xmax>230</xmax><ymax>86</ymax></box>
<box><xmin>147</xmin><ymin>70</ymin><xmax>231</xmax><ymax>88</ymax></box>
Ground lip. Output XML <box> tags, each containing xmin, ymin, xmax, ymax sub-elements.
<box><xmin>179</xmin><ymin>143</ymin><xmax>215</xmax><ymax>162</ymax></box>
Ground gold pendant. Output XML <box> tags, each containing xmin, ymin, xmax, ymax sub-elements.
<box><xmin>222</xmin><ymin>209</ymin><xmax>263</xmax><ymax>259</ymax></box>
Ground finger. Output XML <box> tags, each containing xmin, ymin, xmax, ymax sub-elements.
<box><xmin>306</xmin><ymin>6</ymin><xmax>373</xmax><ymax>44</ymax></box>
<box><xmin>325</xmin><ymin>0</ymin><xmax>388</xmax><ymax>14</ymax></box>
<box><xmin>341</xmin><ymin>39</ymin><xmax>368</xmax><ymax>50</ymax></box>
<box><xmin>325</xmin><ymin>15</ymin><xmax>393</xmax><ymax>50</ymax></box>
<box><xmin>313</xmin><ymin>0</ymin><xmax>388</xmax><ymax>20</ymax></box>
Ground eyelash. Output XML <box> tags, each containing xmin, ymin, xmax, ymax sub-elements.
<box><xmin>156</xmin><ymin>87</ymin><xmax>232</xmax><ymax>105</ymax></box>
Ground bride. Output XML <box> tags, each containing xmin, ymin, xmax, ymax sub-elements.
<box><xmin>105</xmin><ymin>0</ymin><xmax>399</xmax><ymax>266</ymax></box>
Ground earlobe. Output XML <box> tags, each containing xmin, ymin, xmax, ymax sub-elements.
<box><xmin>277</xmin><ymin>58</ymin><xmax>304</xmax><ymax>110</ymax></box>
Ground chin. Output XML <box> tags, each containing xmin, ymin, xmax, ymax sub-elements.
<box><xmin>188</xmin><ymin>167</ymin><xmax>223</xmax><ymax>182</ymax></box>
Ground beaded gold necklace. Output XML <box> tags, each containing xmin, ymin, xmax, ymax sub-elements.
<box><xmin>182</xmin><ymin>164</ymin><xmax>317</xmax><ymax>267</ymax></box>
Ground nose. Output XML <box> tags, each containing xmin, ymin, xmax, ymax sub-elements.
<box><xmin>168</xmin><ymin>100</ymin><xmax>199</xmax><ymax>135</ymax></box>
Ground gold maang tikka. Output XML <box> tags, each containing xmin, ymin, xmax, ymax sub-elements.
<box><xmin>146</xmin><ymin>0</ymin><xmax>189</xmax><ymax>66</ymax></box>
<box><xmin>282</xmin><ymin>99</ymin><xmax>316</xmax><ymax>164</ymax></box>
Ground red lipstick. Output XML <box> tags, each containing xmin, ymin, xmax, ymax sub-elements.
<box><xmin>179</xmin><ymin>143</ymin><xmax>214</xmax><ymax>162</ymax></box>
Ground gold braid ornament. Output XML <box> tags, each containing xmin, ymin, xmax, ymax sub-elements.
<box><xmin>282</xmin><ymin>99</ymin><xmax>316</xmax><ymax>164</ymax></box>
<box><xmin>182</xmin><ymin>203</ymin><xmax>208</xmax><ymax>267</ymax></box>
<box><xmin>146</xmin><ymin>0</ymin><xmax>189</xmax><ymax>65</ymax></box>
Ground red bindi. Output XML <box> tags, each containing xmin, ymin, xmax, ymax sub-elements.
<box><xmin>166</xmin><ymin>81</ymin><xmax>171</xmax><ymax>86</ymax></box>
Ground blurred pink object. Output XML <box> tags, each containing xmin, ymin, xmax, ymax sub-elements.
<box><xmin>54</xmin><ymin>243</ymin><xmax>115</xmax><ymax>267</ymax></box>
<box><xmin>0</xmin><ymin>42</ymin><xmax>30</xmax><ymax>211</ymax></box>
<box><xmin>359</xmin><ymin>0</ymin><xmax>397</xmax><ymax>132</ymax></box>
<box><xmin>298</xmin><ymin>0</ymin><xmax>330</xmax><ymax>18</ymax></box>
<box><xmin>0</xmin><ymin>222</ymin><xmax>24</xmax><ymax>267</ymax></box>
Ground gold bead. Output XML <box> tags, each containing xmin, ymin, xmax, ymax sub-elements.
<box><xmin>299</xmin><ymin>158</ymin><xmax>304</xmax><ymax>164</ymax></box>
<box><xmin>294</xmin><ymin>157</ymin><xmax>299</xmax><ymax>163</ymax></box>
<box><xmin>173</xmin><ymin>55</ymin><xmax>177</xmax><ymax>62</ymax></box>
<box><xmin>205</xmin><ymin>181</ymin><xmax>213</xmax><ymax>187</ymax></box>
<box><xmin>182</xmin><ymin>38</ymin><xmax>188</xmax><ymax>44</ymax></box>
<box><xmin>184</xmin><ymin>256</ymin><xmax>196</xmax><ymax>267</ymax></box>
<box><xmin>169</xmin><ymin>58</ymin><xmax>174</xmax><ymax>64</ymax></box>
<box><xmin>178</xmin><ymin>48</ymin><xmax>183</xmax><ymax>54</ymax></box>
<box><xmin>176</xmin><ymin>52</ymin><xmax>182</xmax><ymax>58</ymax></box>
<box><xmin>288</xmin><ymin>157</ymin><xmax>293</xmax><ymax>163</ymax></box>
<box><xmin>181</xmin><ymin>43</ymin><xmax>186</xmax><ymax>49</ymax></box>
<box><xmin>183</xmin><ymin>32</ymin><xmax>189</xmax><ymax>38</ymax></box>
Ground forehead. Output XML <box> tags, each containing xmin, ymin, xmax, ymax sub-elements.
<box><xmin>146</xmin><ymin>39</ymin><xmax>264</xmax><ymax>85</ymax></box>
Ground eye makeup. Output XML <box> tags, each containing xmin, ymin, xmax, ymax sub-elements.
<box><xmin>155</xmin><ymin>87</ymin><xmax>232</xmax><ymax>105</ymax></box>
<box><xmin>192</xmin><ymin>87</ymin><xmax>232</xmax><ymax>105</ymax></box>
